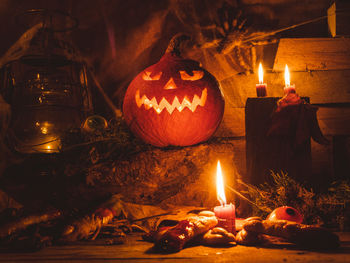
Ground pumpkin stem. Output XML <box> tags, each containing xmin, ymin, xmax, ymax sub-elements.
<box><xmin>165</xmin><ymin>34</ymin><xmax>191</xmax><ymax>57</ymax></box>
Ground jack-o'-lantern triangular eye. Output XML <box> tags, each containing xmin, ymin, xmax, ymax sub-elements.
<box><xmin>142</xmin><ymin>71</ymin><xmax>162</xmax><ymax>80</ymax></box>
<box><xmin>179</xmin><ymin>70</ymin><xmax>204</xmax><ymax>81</ymax></box>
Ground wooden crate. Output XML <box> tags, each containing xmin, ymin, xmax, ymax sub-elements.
<box><xmin>245</xmin><ymin>97</ymin><xmax>312</xmax><ymax>186</ymax></box>
<box><xmin>327</xmin><ymin>0</ymin><xmax>350</xmax><ymax>37</ymax></box>
<box><xmin>273</xmin><ymin>38</ymin><xmax>350</xmax><ymax>71</ymax></box>
<box><xmin>216</xmin><ymin>36</ymin><xmax>350</xmax><ymax>185</ymax></box>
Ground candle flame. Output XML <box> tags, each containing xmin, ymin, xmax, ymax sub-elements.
<box><xmin>258</xmin><ymin>63</ymin><xmax>263</xmax><ymax>84</ymax></box>
<box><xmin>284</xmin><ymin>64</ymin><xmax>290</xmax><ymax>87</ymax></box>
<box><xmin>216</xmin><ymin>160</ymin><xmax>226</xmax><ymax>206</ymax></box>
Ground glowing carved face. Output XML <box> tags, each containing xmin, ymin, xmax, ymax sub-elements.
<box><xmin>135</xmin><ymin>70</ymin><xmax>207</xmax><ymax>114</ymax></box>
<box><xmin>122</xmin><ymin>52</ymin><xmax>225</xmax><ymax>147</ymax></box>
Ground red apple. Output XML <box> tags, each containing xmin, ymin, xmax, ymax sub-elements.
<box><xmin>267</xmin><ymin>206</ymin><xmax>303</xmax><ymax>223</ymax></box>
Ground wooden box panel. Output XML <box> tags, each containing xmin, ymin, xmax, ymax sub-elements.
<box><xmin>327</xmin><ymin>0</ymin><xmax>350</xmax><ymax>37</ymax></box>
<box><xmin>273</xmin><ymin>38</ymin><xmax>350</xmax><ymax>71</ymax></box>
<box><xmin>245</xmin><ymin>97</ymin><xmax>312</xmax><ymax>185</ymax></box>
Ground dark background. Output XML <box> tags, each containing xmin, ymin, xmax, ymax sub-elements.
<box><xmin>0</xmin><ymin>0</ymin><xmax>332</xmax><ymax>115</ymax></box>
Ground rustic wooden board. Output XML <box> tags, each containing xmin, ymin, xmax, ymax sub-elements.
<box><xmin>328</xmin><ymin>2</ymin><xmax>337</xmax><ymax>37</ymax></box>
<box><xmin>219</xmin><ymin>70</ymin><xmax>350</xmax><ymax>108</ymax></box>
<box><xmin>317</xmin><ymin>106</ymin><xmax>350</xmax><ymax>135</ymax></box>
<box><xmin>218</xmin><ymin>104</ymin><xmax>350</xmax><ymax>138</ymax></box>
<box><xmin>328</xmin><ymin>0</ymin><xmax>350</xmax><ymax>37</ymax></box>
<box><xmin>332</xmin><ymin>135</ymin><xmax>350</xmax><ymax>180</ymax></box>
<box><xmin>214</xmin><ymin>103</ymin><xmax>348</xmax><ymax>186</ymax></box>
<box><xmin>245</xmin><ymin>97</ymin><xmax>312</xmax><ymax>185</ymax></box>
<box><xmin>273</xmin><ymin>38</ymin><xmax>350</xmax><ymax>71</ymax></box>
<box><xmin>217</xmin><ymin>74</ymin><xmax>350</xmax><ymax>138</ymax></box>
<box><xmin>216</xmin><ymin>108</ymin><xmax>245</xmax><ymax>137</ymax></box>
<box><xmin>0</xmin><ymin>138</ymin><xmax>247</xmax><ymax>213</ymax></box>
<box><xmin>215</xmin><ymin>66</ymin><xmax>350</xmax><ymax>185</ymax></box>
<box><xmin>217</xmin><ymin>69</ymin><xmax>350</xmax><ymax>138</ymax></box>
<box><xmin>59</xmin><ymin>139</ymin><xmax>246</xmax><ymax>208</ymax></box>
<box><xmin>0</xmin><ymin>233</ymin><xmax>348</xmax><ymax>263</ymax></box>
<box><xmin>311</xmin><ymin>140</ymin><xmax>334</xmax><ymax>177</ymax></box>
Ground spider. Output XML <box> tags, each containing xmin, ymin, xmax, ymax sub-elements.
<box><xmin>198</xmin><ymin>1</ymin><xmax>277</xmax><ymax>74</ymax></box>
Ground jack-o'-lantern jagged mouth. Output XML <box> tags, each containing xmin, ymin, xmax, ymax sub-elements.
<box><xmin>135</xmin><ymin>88</ymin><xmax>207</xmax><ymax>114</ymax></box>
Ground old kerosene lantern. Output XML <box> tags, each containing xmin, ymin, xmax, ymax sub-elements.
<box><xmin>0</xmin><ymin>10</ymin><xmax>93</xmax><ymax>153</ymax></box>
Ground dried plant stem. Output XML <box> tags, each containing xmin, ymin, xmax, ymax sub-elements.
<box><xmin>108</xmin><ymin>212</ymin><xmax>174</xmax><ymax>226</ymax></box>
<box><xmin>242</xmin><ymin>15</ymin><xmax>328</xmax><ymax>44</ymax></box>
<box><xmin>61</xmin><ymin>137</ymin><xmax>123</xmax><ymax>152</ymax></box>
<box><xmin>0</xmin><ymin>210</ymin><xmax>61</xmax><ymax>239</ymax></box>
<box><xmin>226</xmin><ymin>185</ymin><xmax>269</xmax><ymax>212</ymax></box>
<box><xmin>131</xmin><ymin>212</ymin><xmax>174</xmax><ymax>223</ymax></box>
<box><xmin>89</xmin><ymin>68</ymin><xmax>122</xmax><ymax>117</ymax></box>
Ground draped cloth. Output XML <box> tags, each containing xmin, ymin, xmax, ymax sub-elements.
<box><xmin>267</xmin><ymin>93</ymin><xmax>329</xmax><ymax>151</ymax></box>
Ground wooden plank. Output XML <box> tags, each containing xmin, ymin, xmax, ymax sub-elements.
<box><xmin>216</xmin><ymin>105</ymin><xmax>345</xmax><ymax>183</ymax></box>
<box><xmin>217</xmin><ymin>104</ymin><xmax>349</xmax><ymax>184</ymax></box>
<box><xmin>218</xmin><ymin>70</ymin><xmax>350</xmax><ymax>136</ymax></box>
<box><xmin>0</xmin><ymin>233</ymin><xmax>349</xmax><ymax>263</ymax></box>
<box><xmin>216</xmin><ymin>108</ymin><xmax>245</xmax><ymax>137</ymax></box>
<box><xmin>332</xmin><ymin>135</ymin><xmax>350</xmax><ymax>180</ymax></box>
<box><xmin>311</xmin><ymin>134</ymin><xmax>350</xmax><ymax>186</ymax></box>
<box><xmin>1</xmin><ymin>139</ymin><xmax>246</xmax><ymax>211</ymax></box>
<box><xmin>59</xmin><ymin>138</ymin><xmax>244</xmax><ymax>207</ymax></box>
<box><xmin>311</xmin><ymin>139</ymin><xmax>333</xmax><ymax>185</ymax></box>
<box><xmin>328</xmin><ymin>2</ymin><xmax>337</xmax><ymax>37</ymax></box>
<box><xmin>219</xmin><ymin>70</ymin><xmax>350</xmax><ymax>109</ymax></box>
<box><xmin>327</xmin><ymin>0</ymin><xmax>350</xmax><ymax>37</ymax></box>
<box><xmin>317</xmin><ymin>106</ymin><xmax>350</xmax><ymax>135</ymax></box>
<box><xmin>219</xmin><ymin>105</ymin><xmax>350</xmax><ymax>138</ymax></box>
<box><xmin>272</xmin><ymin>38</ymin><xmax>350</xmax><ymax>71</ymax></box>
<box><xmin>245</xmin><ymin>98</ymin><xmax>312</xmax><ymax>185</ymax></box>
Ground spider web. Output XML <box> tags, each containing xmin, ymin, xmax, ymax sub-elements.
<box><xmin>168</xmin><ymin>0</ymin><xmax>264</xmax><ymax>120</ymax></box>
<box><xmin>168</xmin><ymin>0</ymin><xmax>262</xmax><ymax>78</ymax></box>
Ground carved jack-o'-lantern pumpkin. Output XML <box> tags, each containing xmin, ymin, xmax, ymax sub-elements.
<box><xmin>123</xmin><ymin>35</ymin><xmax>225</xmax><ymax>147</ymax></box>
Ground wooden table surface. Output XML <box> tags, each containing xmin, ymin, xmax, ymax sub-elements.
<box><xmin>0</xmin><ymin>233</ymin><xmax>349</xmax><ymax>263</ymax></box>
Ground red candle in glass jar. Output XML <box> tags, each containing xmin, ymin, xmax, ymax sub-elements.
<box><xmin>256</xmin><ymin>63</ymin><xmax>267</xmax><ymax>97</ymax></box>
<box><xmin>213</xmin><ymin>161</ymin><xmax>236</xmax><ymax>233</ymax></box>
<box><xmin>284</xmin><ymin>64</ymin><xmax>296</xmax><ymax>94</ymax></box>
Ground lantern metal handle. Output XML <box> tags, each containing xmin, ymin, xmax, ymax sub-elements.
<box><xmin>15</xmin><ymin>9</ymin><xmax>79</xmax><ymax>32</ymax></box>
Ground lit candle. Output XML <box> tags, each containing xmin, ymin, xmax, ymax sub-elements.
<box><xmin>284</xmin><ymin>64</ymin><xmax>296</xmax><ymax>94</ymax></box>
<box><xmin>256</xmin><ymin>63</ymin><xmax>267</xmax><ymax>97</ymax></box>
<box><xmin>213</xmin><ymin>161</ymin><xmax>236</xmax><ymax>233</ymax></box>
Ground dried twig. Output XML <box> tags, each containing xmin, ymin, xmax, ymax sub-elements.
<box><xmin>241</xmin><ymin>15</ymin><xmax>328</xmax><ymax>44</ymax></box>
<box><xmin>226</xmin><ymin>185</ymin><xmax>269</xmax><ymax>212</ymax></box>
<box><xmin>0</xmin><ymin>210</ymin><xmax>61</xmax><ymax>240</ymax></box>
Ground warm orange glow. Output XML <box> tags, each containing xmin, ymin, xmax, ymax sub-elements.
<box><xmin>38</xmin><ymin>122</ymin><xmax>51</xmax><ymax>134</ymax></box>
<box><xmin>216</xmin><ymin>160</ymin><xmax>226</xmax><ymax>206</ymax></box>
<box><xmin>80</xmin><ymin>69</ymin><xmax>87</xmax><ymax>86</ymax></box>
<box><xmin>34</xmin><ymin>136</ymin><xmax>61</xmax><ymax>153</ymax></box>
<box><xmin>258</xmin><ymin>63</ymin><xmax>264</xmax><ymax>84</ymax></box>
<box><xmin>135</xmin><ymin>88</ymin><xmax>207</xmax><ymax>114</ymax></box>
<box><xmin>179</xmin><ymin>70</ymin><xmax>204</xmax><ymax>81</ymax></box>
<box><xmin>284</xmin><ymin>64</ymin><xmax>290</xmax><ymax>87</ymax></box>
<box><xmin>142</xmin><ymin>71</ymin><xmax>162</xmax><ymax>81</ymax></box>
<box><xmin>164</xmin><ymin>78</ymin><xmax>177</xmax><ymax>90</ymax></box>
<box><xmin>41</xmin><ymin>127</ymin><xmax>48</xmax><ymax>134</ymax></box>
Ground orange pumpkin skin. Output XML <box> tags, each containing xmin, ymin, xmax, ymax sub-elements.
<box><xmin>123</xmin><ymin>53</ymin><xmax>224</xmax><ymax>147</ymax></box>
